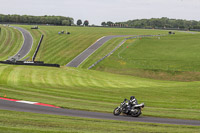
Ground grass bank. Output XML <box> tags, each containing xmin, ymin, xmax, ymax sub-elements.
<box><xmin>0</xmin><ymin>110</ymin><xmax>199</xmax><ymax>133</ymax></box>
<box><xmin>0</xmin><ymin>64</ymin><xmax>199</xmax><ymax>120</ymax></box>
<box><xmin>92</xmin><ymin>33</ymin><xmax>200</xmax><ymax>81</ymax></box>
<box><xmin>0</xmin><ymin>25</ymin><xmax>23</xmax><ymax>60</ymax></box>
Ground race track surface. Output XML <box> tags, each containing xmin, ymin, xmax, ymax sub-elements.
<box><xmin>0</xmin><ymin>99</ymin><xmax>199</xmax><ymax>126</ymax></box>
<box><xmin>66</xmin><ymin>35</ymin><xmax>132</xmax><ymax>67</ymax></box>
<box><xmin>9</xmin><ymin>26</ymin><xmax>33</xmax><ymax>60</ymax></box>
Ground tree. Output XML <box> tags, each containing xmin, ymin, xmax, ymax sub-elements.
<box><xmin>107</xmin><ymin>21</ymin><xmax>114</xmax><ymax>27</ymax></box>
<box><xmin>84</xmin><ymin>20</ymin><xmax>89</xmax><ymax>26</ymax></box>
<box><xmin>77</xmin><ymin>19</ymin><xmax>82</xmax><ymax>26</ymax></box>
<box><xmin>0</xmin><ymin>14</ymin><xmax>74</xmax><ymax>26</ymax></box>
<box><xmin>114</xmin><ymin>17</ymin><xmax>200</xmax><ymax>29</ymax></box>
<box><xmin>62</xmin><ymin>20</ymin><xmax>71</xmax><ymax>26</ymax></box>
<box><xmin>101</xmin><ymin>22</ymin><xmax>106</xmax><ymax>26</ymax></box>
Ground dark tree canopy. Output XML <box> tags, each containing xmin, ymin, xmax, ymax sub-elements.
<box><xmin>102</xmin><ymin>18</ymin><xmax>200</xmax><ymax>29</ymax></box>
<box><xmin>106</xmin><ymin>21</ymin><xmax>114</xmax><ymax>27</ymax></box>
<box><xmin>84</xmin><ymin>20</ymin><xmax>89</xmax><ymax>26</ymax></box>
<box><xmin>121</xmin><ymin>18</ymin><xmax>200</xmax><ymax>29</ymax></box>
<box><xmin>0</xmin><ymin>14</ymin><xmax>74</xmax><ymax>26</ymax></box>
<box><xmin>101</xmin><ymin>22</ymin><xmax>106</xmax><ymax>26</ymax></box>
<box><xmin>62</xmin><ymin>20</ymin><xmax>71</xmax><ymax>26</ymax></box>
<box><xmin>77</xmin><ymin>19</ymin><xmax>82</xmax><ymax>26</ymax></box>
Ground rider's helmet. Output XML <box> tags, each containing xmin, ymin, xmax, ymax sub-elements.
<box><xmin>130</xmin><ymin>96</ymin><xmax>135</xmax><ymax>100</ymax></box>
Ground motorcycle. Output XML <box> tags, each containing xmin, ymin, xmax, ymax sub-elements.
<box><xmin>113</xmin><ymin>99</ymin><xmax>144</xmax><ymax>117</ymax></box>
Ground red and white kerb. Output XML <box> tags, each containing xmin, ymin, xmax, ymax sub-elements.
<box><xmin>0</xmin><ymin>97</ymin><xmax>60</xmax><ymax>108</ymax></box>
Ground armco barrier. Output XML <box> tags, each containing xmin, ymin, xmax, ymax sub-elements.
<box><xmin>32</xmin><ymin>34</ymin><xmax>44</xmax><ymax>61</ymax></box>
<box><xmin>0</xmin><ymin>61</ymin><xmax>60</xmax><ymax>67</ymax></box>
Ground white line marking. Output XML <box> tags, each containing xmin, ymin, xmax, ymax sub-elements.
<box><xmin>16</xmin><ymin>101</ymin><xmax>38</xmax><ymax>104</ymax></box>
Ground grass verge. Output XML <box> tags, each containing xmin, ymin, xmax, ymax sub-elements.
<box><xmin>0</xmin><ymin>110</ymin><xmax>199</xmax><ymax>133</ymax></box>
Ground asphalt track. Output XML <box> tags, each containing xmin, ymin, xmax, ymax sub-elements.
<box><xmin>0</xmin><ymin>99</ymin><xmax>199</xmax><ymax>126</ymax></box>
<box><xmin>66</xmin><ymin>35</ymin><xmax>133</xmax><ymax>67</ymax></box>
<box><xmin>9</xmin><ymin>26</ymin><xmax>33</xmax><ymax>60</ymax></box>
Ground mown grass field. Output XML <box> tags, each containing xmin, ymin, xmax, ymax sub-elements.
<box><xmin>0</xmin><ymin>25</ymin><xmax>23</xmax><ymax>60</ymax></box>
<box><xmin>0</xmin><ymin>64</ymin><xmax>199</xmax><ymax>120</ymax></box>
<box><xmin>91</xmin><ymin>33</ymin><xmax>200</xmax><ymax>81</ymax></box>
<box><xmin>0</xmin><ymin>110</ymin><xmax>199</xmax><ymax>133</ymax></box>
<box><xmin>16</xmin><ymin>25</ymin><xmax>172</xmax><ymax>65</ymax></box>
<box><xmin>0</xmin><ymin>25</ymin><xmax>199</xmax><ymax>132</ymax></box>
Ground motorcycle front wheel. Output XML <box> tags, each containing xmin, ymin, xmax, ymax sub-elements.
<box><xmin>131</xmin><ymin>108</ymin><xmax>141</xmax><ymax>117</ymax></box>
<box><xmin>113</xmin><ymin>107</ymin><xmax>121</xmax><ymax>116</ymax></box>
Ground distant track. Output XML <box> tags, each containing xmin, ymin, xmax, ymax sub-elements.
<box><xmin>0</xmin><ymin>99</ymin><xmax>199</xmax><ymax>126</ymax></box>
<box><xmin>178</xmin><ymin>31</ymin><xmax>198</xmax><ymax>34</ymax></box>
<box><xmin>9</xmin><ymin>26</ymin><xmax>33</xmax><ymax>60</ymax></box>
<box><xmin>66</xmin><ymin>35</ymin><xmax>133</xmax><ymax>67</ymax></box>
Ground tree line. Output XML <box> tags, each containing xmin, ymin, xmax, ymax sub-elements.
<box><xmin>0</xmin><ymin>14</ymin><xmax>74</xmax><ymax>26</ymax></box>
<box><xmin>102</xmin><ymin>17</ymin><xmax>200</xmax><ymax>29</ymax></box>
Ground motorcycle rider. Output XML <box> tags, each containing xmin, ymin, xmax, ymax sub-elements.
<box><xmin>127</xmin><ymin>96</ymin><xmax>138</xmax><ymax>112</ymax></box>
<box><xmin>113</xmin><ymin>96</ymin><xmax>144</xmax><ymax>117</ymax></box>
<box><xmin>129</xmin><ymin>96</ymin><xmax>138</xmax><ymax>105</ymax></box>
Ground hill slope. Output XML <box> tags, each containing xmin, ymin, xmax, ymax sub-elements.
<box><xmin>17</xmin><ymin>25</ymin><xmax>170</xmax><ymax>65</ymax></box>
<box><xmin>91</xmin><ymin>33</ymin><xmax>200</xmax><ymax>81</ymax></box>
<box><xmin>0</xmin><ymin>64</ymin><xmax>199</xmax><ymax>120</ymax></box>
<box><xmin>0</xmin><ymin>25</ymin><xmax>23</xmax><ymax>60</ymax></box>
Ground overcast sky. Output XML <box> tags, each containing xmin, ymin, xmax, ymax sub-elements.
<box><xmin>0</xmin><ymin>0</ymin><xmax>200</xmax><ymax>25</ymax></box>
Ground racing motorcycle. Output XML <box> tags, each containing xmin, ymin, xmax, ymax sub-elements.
<box><xmin>113</xmin><ymin>99</ymin><xmax>144</xmax><ymax>117</ymax></box>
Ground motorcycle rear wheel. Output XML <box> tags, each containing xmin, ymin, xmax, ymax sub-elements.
<box><xmin>113</xmin><ymin>107</ymin><xmax>121</xmax><ymax>116</ymax></box>
<box><xmin>131</xmin><ymin>108</ymin><xmax>141</xmax><ymax>117</ymax></box>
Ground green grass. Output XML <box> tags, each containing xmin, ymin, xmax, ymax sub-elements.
<box><xmin>0</xmin><ymin>64</ymin><xmax>199</xmax><ymax>120</ymax></box>
<box><xmin>14</xmin><ymin>25</ymin><xmax>43</xmax><ymax>61</ymax></box>
<box><xmin>92</xmin><ymin>33</ymin><xmax>200</xmax><ymax>81</ymax></box>
<box><xmin>15</xmin><ymin>25</ymin><xmax>173</xmax><ymax>65</ymax></box>
<box><xmin>0</xmin><ymin>25</ymin><xmax>23</xmax><ymax>60</ymax></box>
<box><xmin>0</xmin><ymin>25</ymin><xmax>200</xmax><ymax>131</ymax></box>
<box><xmin>0</xmin><ymin>110</ymin><xmax>199</xmax><ymax>133</ymax></box>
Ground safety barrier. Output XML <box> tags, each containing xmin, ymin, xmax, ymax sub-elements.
<box><xmin>32</xmin><ymin>35</ymin><xmax>44</xmax><ymax>61</ymax></box>
<box><xmin>0</xmin><ymin>61</ymin><xmax>60</xmax><ymax>67</ymax></box>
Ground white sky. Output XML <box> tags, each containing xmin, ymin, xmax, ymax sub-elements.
<box><xmin>0</xmin><ymin>0</ymin><xmax>200</xmax><ymax>25</ymax></box>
